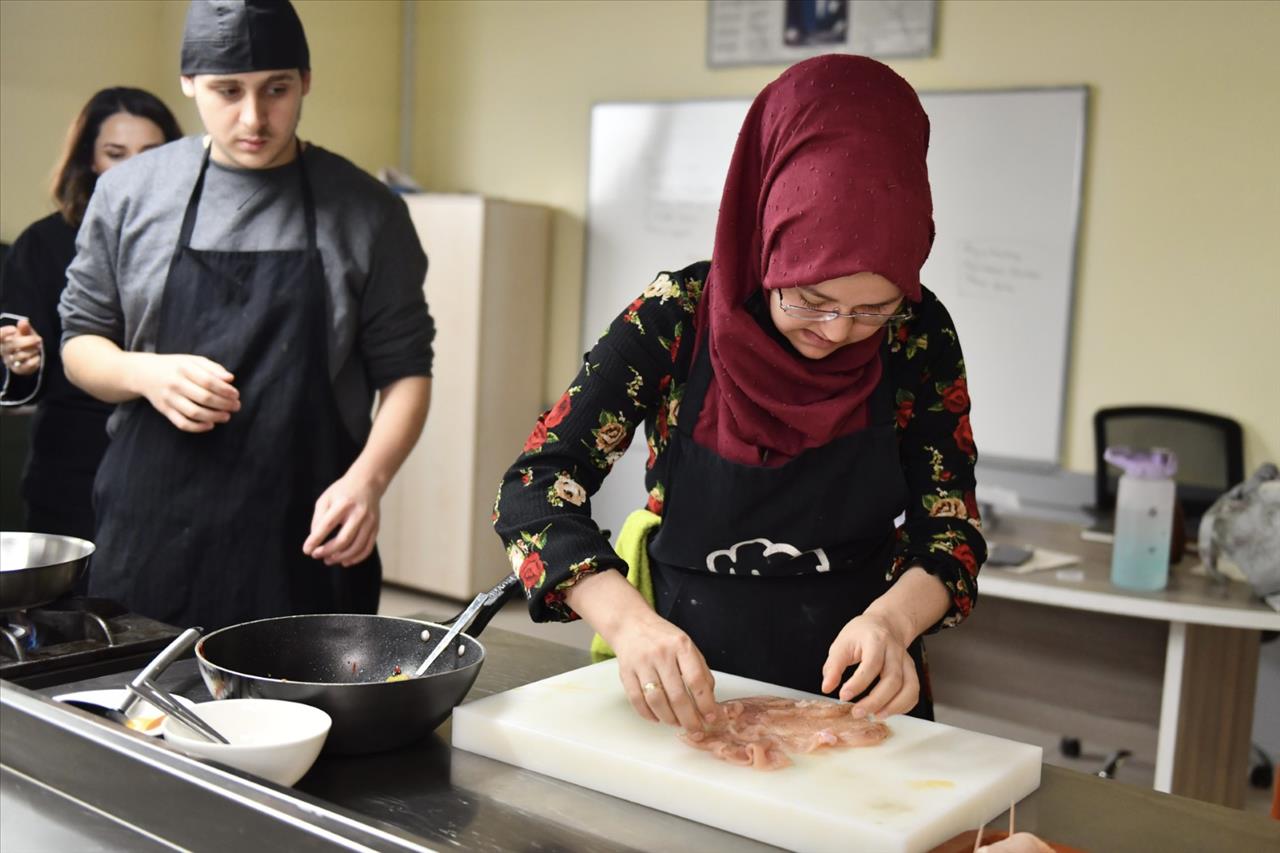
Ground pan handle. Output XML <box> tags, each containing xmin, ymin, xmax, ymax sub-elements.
<box><xmin>445</xmin><ymin>574</ymin><xmax>522</xmax><ymax>639</ymax></box>
<box><xmin>415</xmin><ymin>575</ymin><xmax>523</xmax><ymax>678</ymax></box>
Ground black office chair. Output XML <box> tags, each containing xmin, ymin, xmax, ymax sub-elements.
<box><xmin>1090</xmin><ymin>405</ymin><xmax>1244</xmax><ymax>530</ymax></box>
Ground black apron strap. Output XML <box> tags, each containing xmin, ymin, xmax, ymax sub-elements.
<box><xmin>295</xmin><ymin>143</ymin><xmax>317</xmax><ymax>252</ymax></box>
<box><xmin>675</xmin><ymin>329</ymin><xmax>713</xmax><ymax>438</ymax></box>
<box><xmin>176</xmin><ymin>144</ymin><xmax>214</xmax><ymax>249</ymax></box>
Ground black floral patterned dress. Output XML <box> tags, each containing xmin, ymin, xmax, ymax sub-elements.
<box><xmin>494</xmin><ymin>261</ymin><xmax>986</xmax><ymax>699</ymax></box>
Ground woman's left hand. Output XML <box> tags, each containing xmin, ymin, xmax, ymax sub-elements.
<box><xmin>303</xmin><ymin>474</ymin><xmax>382</xmax><ymax>567</ymax></box>
<box><xmin>0</xmin><ymin>319</ymin><xmax>43</xmax><ymax>376</ymax></box>
<box><xmin>820</xmin><ymin>612</ymin><xmax>918</xmax><ymax>719</ymax></box>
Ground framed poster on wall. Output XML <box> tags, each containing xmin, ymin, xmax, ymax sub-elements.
<box><xmin>708</xmin><ymin>0</ymin><xmax>936</xmax><ymax>67</ymax></box>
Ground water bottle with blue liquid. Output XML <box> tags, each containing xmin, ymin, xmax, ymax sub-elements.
<box><xmin>1106</xmin><ymin>446</ymin><xmax>1178</xmax><ymax>591</ymax></box>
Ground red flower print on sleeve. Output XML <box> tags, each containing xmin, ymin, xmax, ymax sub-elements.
<box><xmin>544</xmin><ymin>391</ymin><xmax>574</xmax><ymax>429</ymax></box>
<box><xmin>523</xmin><ymin>419</ymin><xmax>549</xmax><ymax>453</ymax></box>
<box><xmin>623</xmin><ymin>296</ymin><xmax>646</xmax><ymax>331</ymax></box>
<box><xmin>646</xmin><ymin>484</ymin><xmax>665</xmax><ymax>515</ymax></box>
<box><xmin>895</xmin><ymin>389</ymin><xmax>915</xmax><ymax>430</ymax></box>
<box><xmin>952</xmin><ymin>543</ymin><xmax>978</xmax><ymax>576</ymax></box>
<box><xmin>518</xmin><ymin>551</ymin><xmax>547</xmax><ymax>590</ymax></box>
<box><xmin>541</xmin><ymin>587</ymin><xmax>567</xmax><ymax>613</ymax></box>
<box><xmin>940</xmin><ymin>377</ymin><xmax>969</xmax><ymax>413</ymax></box>
<box><xmin>953</xmin><ymin>414</ymin><xmax>975</xmax><ymax>456</ymax></box>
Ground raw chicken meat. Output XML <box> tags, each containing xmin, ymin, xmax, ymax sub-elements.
<box><xmin>680</xmin><ymin>696</ymin><xmax>890</xmax><ymax>770</ymax></box>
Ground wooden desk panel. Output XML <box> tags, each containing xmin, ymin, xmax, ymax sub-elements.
<box><xmin>1171</xmin><ymin>623</ymin><xmax>1260</xmax><ymax>807</ymax></box>
<box><xmin>929</xmin><ymin>596</ymin><xmax>1165</xmax><ymax>750</ymax></box>
<box><xmin>930</xmin><ymin>513</ymin><xmax>1279</xmax><ymax>809</ymax></box>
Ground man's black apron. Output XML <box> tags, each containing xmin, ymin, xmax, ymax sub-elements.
<box><xmin>647</xmin><ymin>332</ymin><xmax>934</xmax><ymax>719</ymax></box>
<box><xmin>89</xmin><ymin>144</ymin><xmax>380</xmax><ymax>629</ymax></box>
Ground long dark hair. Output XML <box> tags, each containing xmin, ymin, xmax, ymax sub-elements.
<box><xmin>51</xmin><ymin>87</ymin><xmax>183</xmax><ymax>226</ymax></box>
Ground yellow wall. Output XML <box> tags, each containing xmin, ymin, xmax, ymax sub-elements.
<box><xmin>0</xmin><ymin>0</ymin><xmax>402</xmax><ymax>241</ymax></box>
<box><xmin>411</xmin><ymin>0</ymin><xmax>1280</xmax><ymax>475</ymax></box>
<box><xmin>3</xmin><ymin>0</ymin><xmax>1276</xmax><ymax>476</ymax></box>
<box><xmin>0</xmin><ymin>0</ymin><xmax>175</xmax><ymax>240</ymax></box>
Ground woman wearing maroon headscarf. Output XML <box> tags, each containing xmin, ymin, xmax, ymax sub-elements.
<box><xmin>494</xmin><ymin>55</ymin><xmax>986</xmax><ymax>730</ymax></box>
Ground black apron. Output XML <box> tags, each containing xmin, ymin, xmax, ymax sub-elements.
<box><xmin>647</xmin><ymin>333</ymin><xmax>934</xmax><ymax>719</ymax></box>
<box><xmin>89</xmin><ymin>144</ymin><xmax>380</xmax><ymax>630</ymax></box>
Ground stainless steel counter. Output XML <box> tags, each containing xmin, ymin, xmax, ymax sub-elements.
<box><xmin>3</xmin><ymin>622</ymin><xmax>1277</xmax><ymax>852</ymax></box>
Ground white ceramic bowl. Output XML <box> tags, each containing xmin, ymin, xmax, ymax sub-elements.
<box><xmin>162</xmin><ymin>699</ymin><xmax>331</xmax><ymax>786</ymax></box>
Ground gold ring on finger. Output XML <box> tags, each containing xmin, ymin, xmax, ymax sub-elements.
<box><xmin>642</xmin><ymin>681</ymin><xmax>658</xmax><ymax>693</ymax></box>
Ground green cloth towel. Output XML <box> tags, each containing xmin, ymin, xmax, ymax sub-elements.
<box><xmin>589</xmin><ymin>508</ymin><xmax>661</xmax><ymax>661</ymax></box>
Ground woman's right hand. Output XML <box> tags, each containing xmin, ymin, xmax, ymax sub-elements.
<box><xmin>131</xmin><ymin>352</ymin><xmax>240</xmax><ymax>432</ymax></box>
<box><xmin>567</xmin><ymin>570</ymin><xmax>720</xmax><ymax>731</ymax></box>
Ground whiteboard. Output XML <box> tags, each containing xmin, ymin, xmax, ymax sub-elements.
<box><xmin>580</xmin><ymin>88</ymin><xmax>1087</xmax><ymax>538</ymax></box>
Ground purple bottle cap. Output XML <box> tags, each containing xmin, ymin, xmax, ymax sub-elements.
<box><xmin>1104</xmin><ymin>446</ymin><xmax>1179</xmax><ymax>479</ymax></box>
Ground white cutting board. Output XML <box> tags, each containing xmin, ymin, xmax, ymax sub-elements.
<box><xmin>452</xmin><ymin>660</ymin><xmax>1041</xmax><ymax>853</ymax></box>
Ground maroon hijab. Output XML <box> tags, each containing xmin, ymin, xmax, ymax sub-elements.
<box><xmin>691</xmin><ymin>55</ymin><xmax>934</xmax><ymax>466</ymax></box>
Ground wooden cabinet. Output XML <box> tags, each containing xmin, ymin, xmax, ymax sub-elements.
<box><xmin>378</xmin><ymin>194</ymin><xmax>550</xmax><ymax>599</ymax></box>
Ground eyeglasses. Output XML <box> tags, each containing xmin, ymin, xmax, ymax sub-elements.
<box><xmin>776</xmin><ymin>289</ymin><xmax>911</xmax><ymax>325</ymax></box>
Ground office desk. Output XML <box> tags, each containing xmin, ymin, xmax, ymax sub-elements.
<box><xmin>927</xmin><ymin>514</ymin><xmax>1280</xmax><ymax>809</ymax></box>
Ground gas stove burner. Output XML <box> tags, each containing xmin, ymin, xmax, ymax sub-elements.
<box><xmin>0</xmin><ymin>597</ymin><xmax>182</xmax><ymax>686</ymax></box>
<box><xmin>0</xmin><ymin>611</ymin><xmax>37</xmax><ymax>660</ymax></box>
<box><xmin>0</xmin><ymin>597</ymin><xmax>126</xmax><ymax>661</ymax></box>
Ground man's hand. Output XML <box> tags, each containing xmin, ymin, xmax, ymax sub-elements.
<box><xmin>299</xmin><ymin>375</ymin><xmax>431</xmax><ymax>568</ymax></box>
<box><xmin>0</xmin><ymin>319</ymin><xmax>43</xmax><ymax>376</ymax></box>
<box><xmin>132</xmin><ymin>353</ymin><xmax>240</xmax><ymax>432</ymax></box>
<box><xmin>303</xmin><ymin>473</ymin><xmax>382</xmax><ymax>567</ymax></box>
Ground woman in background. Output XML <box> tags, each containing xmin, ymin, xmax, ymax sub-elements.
<box><xmin>0</xmin><ymin>87</ymin><xmax>181</xmax><ymax>544</ymax></box>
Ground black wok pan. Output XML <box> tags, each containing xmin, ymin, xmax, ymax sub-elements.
<box><xmin>0</xmin><ymin>532</ymin><xmax>94</xmax><ymax>611</ymax></box>
<box><xmin>194</xmin><ymin>574</ymin><xmax>521</xmax><ymax>754</ymax></box>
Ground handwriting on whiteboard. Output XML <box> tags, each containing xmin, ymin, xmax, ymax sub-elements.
<box><xmin>958</xmin><ymin>239</ymin><xmax>1044</xmax><ymax>299</ymax></box>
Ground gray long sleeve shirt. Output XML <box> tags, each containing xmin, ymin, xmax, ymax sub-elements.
<box><xmin>60</xmin><ymin>135</ymin><xmax>434</xmax><ymax>441</ymax></box>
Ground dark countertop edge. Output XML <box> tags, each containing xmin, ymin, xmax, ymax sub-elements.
<box><xmin>0</xmin><ymin>681</ymin><xmax>439</xmax><ymax>852</ymax></box>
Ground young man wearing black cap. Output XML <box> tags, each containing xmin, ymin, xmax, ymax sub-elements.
<box><xmin>59</xmin><ymin>0</ymin><xmax>435</xmax><ymax>629</ymax></box>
